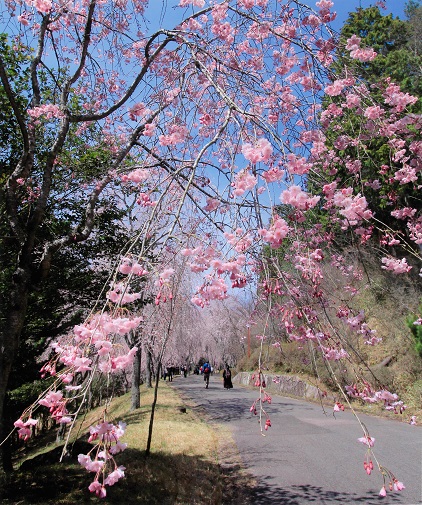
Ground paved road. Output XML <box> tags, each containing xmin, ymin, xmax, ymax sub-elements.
<box><xmin>170</xmin><ymin>374</ymin><xmax>422</xmax><ymax>505</ymax></box>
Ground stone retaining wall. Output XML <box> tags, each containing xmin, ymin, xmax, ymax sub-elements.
<box><xmin>233</xmin><ymin>371</ymin><xmax>335</xmax><ymax>402</ymax></box>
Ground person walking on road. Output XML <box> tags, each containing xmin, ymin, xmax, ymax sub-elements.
<box><xmin>202</xmin><ymin>361</ymin><xmax>211</xmax><ymax>388</ymax></box>
<box><xmin>223</xmin><ymin>365</ymin><xmax>233</xmax><ymax>389</ymax></box>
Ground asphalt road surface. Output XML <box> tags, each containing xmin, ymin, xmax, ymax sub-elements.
<box><xmin>170</xmin><ymin>374</ymin><xmax>422</xmax><ymax>505</ymax></box>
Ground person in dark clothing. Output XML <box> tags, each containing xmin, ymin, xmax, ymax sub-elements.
<box><xmin>167</xmin><ymin>365</ymin><xmax>173</xmax><ymax>382</ymax></box>
<box><xmin>202</xmin><ymin>361</ymin><xmax>211</xmax><ymax>388</ymax></box>
<box><xmin>223</xmin><ymin>365</ymin><xmax>233</xmax><ymax>389</ymax></box>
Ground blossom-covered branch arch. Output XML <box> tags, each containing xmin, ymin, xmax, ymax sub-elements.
<box><xmin>1</xmin><ymin>0</ymin><xmax>420</xmax><ymax>498</ymax></box>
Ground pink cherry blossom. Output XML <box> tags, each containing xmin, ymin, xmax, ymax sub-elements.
<box><xmin>109</xmin><ymin>441</ymin><xmax>128</xmax><ymax>455</ymax></box>
<box><xmin>381</xmin><ymin>257</ymin><xmax>412</xmax><ymax>274</ymax></box>
<box><xmin>364</xmin><ymin>105</ymin><xmax>385</xmax><ymax>120</ymax></box>
<box><xmin>393</xmin><ymin>480</ymin><xmax>405</xmax><ymax>491</ymax></box>
<box><xmin>232</xmin><ymin>169</ymin><xmax>257</xmax><ymax>196</ymax></box>
<box><xmin>351</xmin><ymin>47</ymin><xmax>377</xmax><ymax>62</ymax></box>
<box><xmin>345</xmin><ymin>35</ymin><xmax>377</xmax><ymax>61</ymax></box>
<box><xmin>78</xmin><ymin>454</ymin><xmax>105</xmax><ymax>472</ymax></box>
<box><xmin>159</xmin><ymin>124</ymin><xmax>188</xmax><ymax>146</ymax></box>
<box><xmin>286</xmin><ymin>153</ymin><xmax>312</xmax><ymax>175</ymax></box>
<box><xmin>203</xmin><ymin>197</ymin><xmax>220</xmax><ymax>212</ymax></box>
<box><xmin>157</xmin><ymin>268</ymin><xmax>175</xmax><ymax>285</ymax></box>
<box><xmin>24</xmin><ymin>0</ymin><xmax>52</xmax><ymax>14</ymax></box>
<box><xmin>27</xmin><ymin>104</ymin><xmax>64</xmax><ymax>120</ymax></box>
<box><xmin>88</xmin><ymin>480</ymin><xmax>107</xmax><ymax>498</ymax></box>
<box><xmin>128</xmin><ymin>102</ymin><xmax>150</xmax><ymax>120</ymax></box>
<box><xmin>258</xmin><ymin>215</ymin><xmax>290</xmax><ymax>248</ymax></box>
<box><xmin>320</xmin><ymin>346</ymin><xmax>349</xmax><ymax>361</ymax></box>
<box><xmin>38</xmin><ymin>390</ymin><xmax>63</xmax><ymax>408</ymax></box>
<box><xmin>17</xmin><ymin>12</ymin><xmax>31</xmax><ymax>25</ymax></box>
<box><xmin>179</xmin><ymin>0</ymin><xmax>205</xmax><ymax>6</ymax></box>
<box><xmin>111</xmin><ymin>347</ymin><xmax>138</xmax><ymax>371</ymax></box>
<box><xmin>241</xmin><ymin>138</ymin><xmax>273</xmax><ymax>164</ymax></box>
<box><xmin>107</xmin><ymin>282</ymin><xmax>143</xmax><ymax>304</ymax></box>
<box><xmin>104</xmin><ymin>466</ymin><xmax>126</xmax><ymax>486</ymax></box>
<box><xmin>383</xmin><ymin>82</ymin><xmax>418</xmax><ymax>112</ymax></box>
<box><xmin>73</xmin><ymin>356</ymin><xmax>92</xmax><ymax>372</ymax></box>
<box><xmin>280</xmin><ymin>185</ymin><xmax>320</xmax><ymax>210</ymax></box>
<box><xmin>394</xmin><ymin>165</ymin><xmax>418</xmax><ymax>184</ymax></box>
<box><xmin>357</xmin><ymin>436</ymin><xmax>375</xmax><ymax>447</ymax></box>
<box><xmin>261</xmin><ymin>167</ymin><xmax>285</xmax><ymax>183</ymax></box>
<box><xmin>324</xmin><ymin>79</ymin><xmax>349</xmax><ymax>97</ymax></box>
<box><xmin>120</xmin><ymin>168</ymin><xmax>149</xmax><ymax>184</ymax></box>
<box><xmin>332</xmin><ymin>189</ymin><xmax>373</xmax><ymax>225</ymax></box>
<box><xmin>14</xmin><ymin>418</ymin><xmax>38</xmax><ymax>440</ymax></box>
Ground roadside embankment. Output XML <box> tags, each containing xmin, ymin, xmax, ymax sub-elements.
<box><xmin>233</xmin><ymin>371</ymin><xmax>336</xmax><ymax>402</ymax></box>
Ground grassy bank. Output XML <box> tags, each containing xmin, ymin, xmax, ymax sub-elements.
<box><xmin>0</xmin><ymin>381</ymin><xmax>255</xmax><ymax>505</ymax></box>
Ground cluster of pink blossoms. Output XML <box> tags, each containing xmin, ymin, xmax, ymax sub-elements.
<box><xmin>345</xmin><ymin>34</ymin><xmax>377</xmax><ymax>62</ymax></box>
<box><xmin>39</xmin><ymin>390</ymin><xmax>72</xmax><ymax>424</ymax></box>
<box><xmin>261</xmin><ymin>166</ymin><xmax>285</xmax><ymax>183</ymax></box>
<box><xmin>15</xmin><ymin>310</ymin><xmax>141</xmax><ymax>496</ymax></box>
<box><xmin>324</xmin><ymin>77</ymin><xmax>355</xmax><ymax>97</ymax></box>
<box><xmin>381</xmin><ymin>256</ymin><xmax>412</xmax><ymax>275</ymax></box>
<box><xmin>383</xmin><ymin>82</ymin><xmax>419</xmax><ymax>113</ymax></box>
<box><xmin>280</xmin><ymin>185</ymin><xmax>320</xmax><ymax>210</ymax></box>
<box><xmin>250</xmin><ymin>372</ymin><xmax>272</xmax><ymax>431</ymax></box>
<box><xmin>237</xmin><ymin>0</ymin><xmax>269</xmax><ymax>9</ymax></box>
<box><xmin>286</xmin><ymin>153</ymin><xmax>312</xmax><ymax>175</ymax></box>
<box><xmin>24</xmin><ymin>0</ymin><xmax>52</xmax><ymax>14</ymax></box>
<box><xmin>159</xmin><ymin>123</ymin><xmax>188</xmax><ymax>146</ymax></box>
<box><xmin>231</xmin><ymin>169</ymin><xmax>257</xmax><ymax>196</ymax></box>
<box><xmin>179</xmin><ymin>0</ymin><xmax>205</xmax><ymax>6</ymax></box>
<box><xmin>27</xmin><ymin>104</ymin><xmax>64</xmax><ymax>121</ymax></box>
<box><xmin>358</xmin><ymin>431</ymin><xmax>406</xmax><ymax>496</ymax></box>
<box><xmin>154</xmin><ymin>267</ymin><xmax>175</xmax><ymax>304</ymax></box>
<box><xmin>336</xmin><ymin>308</ymin><xmax>381</xmax><ymax>346</ymax></box>
<box><xmin>107</xmin><ymin>282</ymin><xmax>143</xmax><ymax>304</ymax></box>
<box><xmin>119</xmin><ymin>257</ymin><xmax>149</xmax><ymax>276</ymax></box>
<box><xmin>191</xmin><ymin>276</ymin><xmax>229</xmax><ymax>307</ymax></box>
<box><xmin>345</xmin><ymin>384</ymin><xmax>406</xmax><ymax>413</ymax></box>
<box><xmin>332</xmin><ymin>188</ymin><xmax>373</xmax><ymax>227</ymax></box>
<box><xmin>127</xmin><ymin>102</ymin><xmax>151</xmax><ymax>121</ymax></box>
<box><xmin>120</xmin><ymin>168</ymin><xmax>149</xmax><ymax>184</ymax></box>
<box><xmin>78</xmin><ymin>421</ymin><xmax>128</xmax><ymax>498</ymax></box>
<box><xmin>241</xmin><ymin>138</ymin><xmax>273</xmax><ymax>164</ymax></box>
<box><xmin>203</xmin><ymin>197</ymin><xmax>220</xmax><ymax>212</ymax></box>
<box><xmin>258</xmin><ymin>215</ymin><xmax>290</xmax><ymax>248</ymax></box>
<box><xmin>224</xmin><ymin>229</ymin><xmax>253</xmax><ymax>253</ymax></box>
<box><xmin>47</xmin><ymin>312</ymin><xmax>141</xmax><ymax>378</ymax></box>
<box><xmin>181</xmin><ymin>245</ymin><xmax>247</xmax><ymax>304</ymax></box>
<box><xmin>14</xmin><ymin>417</ymin><xmax>38</xmax><ymax>441</ymax></box>
<box><xmin>356</xmin><ymin>433</ymin><xmax>405</xmax><ymax>497</ymax></box>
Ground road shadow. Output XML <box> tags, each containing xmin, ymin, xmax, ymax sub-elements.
<box><xmin>248</xmin><ymin>480</ymin><xmax>407</xmax><ymax>505</ymax></box>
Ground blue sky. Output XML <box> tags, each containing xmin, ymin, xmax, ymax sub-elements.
<box><xmin>146</xmin><ymin>1</ymin><xmax>410</xmax><ymax>32</ymax></box>
<box><xmin>333</xmin><ymin>0</ymin><xmax>409</xmax><ymax>26</ymax></box>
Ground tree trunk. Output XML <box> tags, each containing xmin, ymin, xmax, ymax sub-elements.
<box><xmin>0</xmin><ymin>266</ymin><xmax>31</xmax><ymax>473</ymax></box>
<box><xmin>56</xmin><ymin>422</ymin><xmax>66</xmax><ymax>443</ymax></box>
<box><xmin>145</xmin><ymin>361</ymin><xmax>161</xmax><ymax>456</ymax></box>
<box><xmin>130</xmin><ymin>346</ymin><xmax>142</xmax><ymax>411</ymax></box>
<box><xmin>145</xmin><ymin>348</ymin><xmax>153</xmax><ymax>388</ymax></box>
